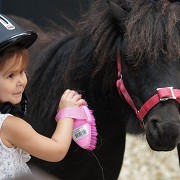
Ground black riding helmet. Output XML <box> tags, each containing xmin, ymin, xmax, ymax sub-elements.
<box><xmin>0</xmin><ymin>13</ymin><xmax>37</xmax><ymax>51</ymax></box>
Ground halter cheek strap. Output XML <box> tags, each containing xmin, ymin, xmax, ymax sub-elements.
<box><xmin>116</xmin><ymin>53</ymin><xmax>180</xmax><ymax>128</ymax></box>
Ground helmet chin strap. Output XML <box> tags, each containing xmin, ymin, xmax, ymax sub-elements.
<box><xmin>116</xmin><ymin>52</ymin><xmax>180</xmax><ymax>129</ymax></box>
<box><xmin>0</xmin><ymin>92</ymin><xmax>27</xmax><ymax>118</ymax></box>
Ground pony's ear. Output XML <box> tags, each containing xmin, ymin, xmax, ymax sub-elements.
<box><xmin>106</xmin><ymin>0</ymin><xmax>128</xmax><ymax>25</ymax></box>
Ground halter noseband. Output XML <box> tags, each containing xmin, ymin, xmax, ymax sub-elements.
<box><xmin>116</xmin><ymin>53</ymin><xmax>180</xmax><ymax>128</ymax></box>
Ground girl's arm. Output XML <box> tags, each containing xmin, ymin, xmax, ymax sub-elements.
<box><xmin>1</xmin><ymin>89</ymin><xmax>86</xmax><ymax>162</ymax></box>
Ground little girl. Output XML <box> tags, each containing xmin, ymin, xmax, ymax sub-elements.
<box><xmin>0</xmin><ymin>14</ymin><xmax>86</xmax><ymax>179</ymax></box>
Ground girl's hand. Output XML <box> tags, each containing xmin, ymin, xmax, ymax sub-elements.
<box><xmin>58</xmin><ymin>89</ymin><xmax>87</xmax><ymax>111</ymax></box>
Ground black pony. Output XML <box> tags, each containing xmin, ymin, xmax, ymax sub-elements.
<box><xmin>25</xmin><ymin>0</ymin><xmax>180</xmax><ymax>179</ymax></box>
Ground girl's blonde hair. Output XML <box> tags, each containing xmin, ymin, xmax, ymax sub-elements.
<box><xmin>0</xmin><ymin>46</ymin><xmax>29</xmax><ymax>72</ymax></box>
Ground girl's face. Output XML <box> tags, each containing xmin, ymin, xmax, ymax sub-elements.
<box><xmin>0</xmin><ymin>53</ymin><xmax>28</xmax><ymax>105</ymax></box>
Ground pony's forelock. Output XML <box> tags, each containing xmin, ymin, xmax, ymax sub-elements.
<box><xmin>125</xmin><ymin>0</ymin><xmax>180</xmax><ymax>66</ymax></box>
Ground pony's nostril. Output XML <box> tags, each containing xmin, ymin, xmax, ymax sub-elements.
<box><xmin>151</xmin><ymin>119</ymin><xmax>158</xmax><ymax>129</ymax></box>
<box><xmin>150</xmin><ymin>116</ymin><xmax>159</xmax><ymax>129</ymax></box>
<box><xmin>148</xmin><ymin>116</ymin><xmax>161</xmax><ymax>138</ymax></box>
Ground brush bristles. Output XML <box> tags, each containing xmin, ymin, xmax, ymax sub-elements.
<box><xmin>88</xmin><ymin>119</ymin><xmax>98</xmax><ymax>150</ymax></box>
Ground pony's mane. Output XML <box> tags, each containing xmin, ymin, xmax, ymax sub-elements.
<box><xmin>64</xmin><ymin>0</ymin><xmax>126</xmax><ymax>91</ymax></box>
<box><xmin>75</xmin><ymin>0</ymin><xmax>125</xmax><ymax>76</ymax></box>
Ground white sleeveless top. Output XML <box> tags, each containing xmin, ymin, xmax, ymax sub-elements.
<box><xmin>0</xmin><ymin>113</ymin><xmax>31</xmax><ymax>179</ymax></box>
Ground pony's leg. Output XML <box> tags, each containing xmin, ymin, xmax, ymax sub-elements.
<box><xmin>177</xmin><ymin>143</ymin><xmax>180</xmax><ymax>166</ymax></box>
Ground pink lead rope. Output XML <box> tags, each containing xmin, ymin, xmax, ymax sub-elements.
<box><xmin>116</xmin><ymin>52</ymin><xmax>180</xmax><ymax>128</ymax></box>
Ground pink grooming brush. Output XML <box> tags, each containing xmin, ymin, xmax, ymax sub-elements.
<box><xmin>55</xmin><ymin>105</ymin><xmax>98</xmax><ymax>150</ymax></box>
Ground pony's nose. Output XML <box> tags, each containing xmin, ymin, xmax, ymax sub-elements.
<box><xmin>147</xmin><ymin>115</ymin><xmax>180</xmax><ymax>150</ymax></box>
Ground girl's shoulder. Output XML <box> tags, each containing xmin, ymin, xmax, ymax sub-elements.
<box><xmin>0</xmin><ymin>113</ymin><xmax>13</xmax><ymax>127</ymax></box>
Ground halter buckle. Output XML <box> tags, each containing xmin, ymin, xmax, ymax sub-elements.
<box><xmin>118</xmin><ymin>74</ymin><xmax>122</xmax><ymax>80</ymax></box>
<box><xmin>157</xmin><ymin>87</ymin><xmax>176</xmax><ymax>101</ymax></box>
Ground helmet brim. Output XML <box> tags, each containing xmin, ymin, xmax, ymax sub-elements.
<box><xmin>0</xmin><ymin>30</ymin><xmax>38</xmax><ymax>51</ymax></box>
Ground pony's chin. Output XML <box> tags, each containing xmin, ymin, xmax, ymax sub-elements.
<box><xmin>146</xmin><ymin>133</ymin><xmax>177</xmax><ymax>151</ymax></box>
<box><xmin>148</xmin><ymin>142</ymin><xmax>176</xmax><ymax>151</ymax></box>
